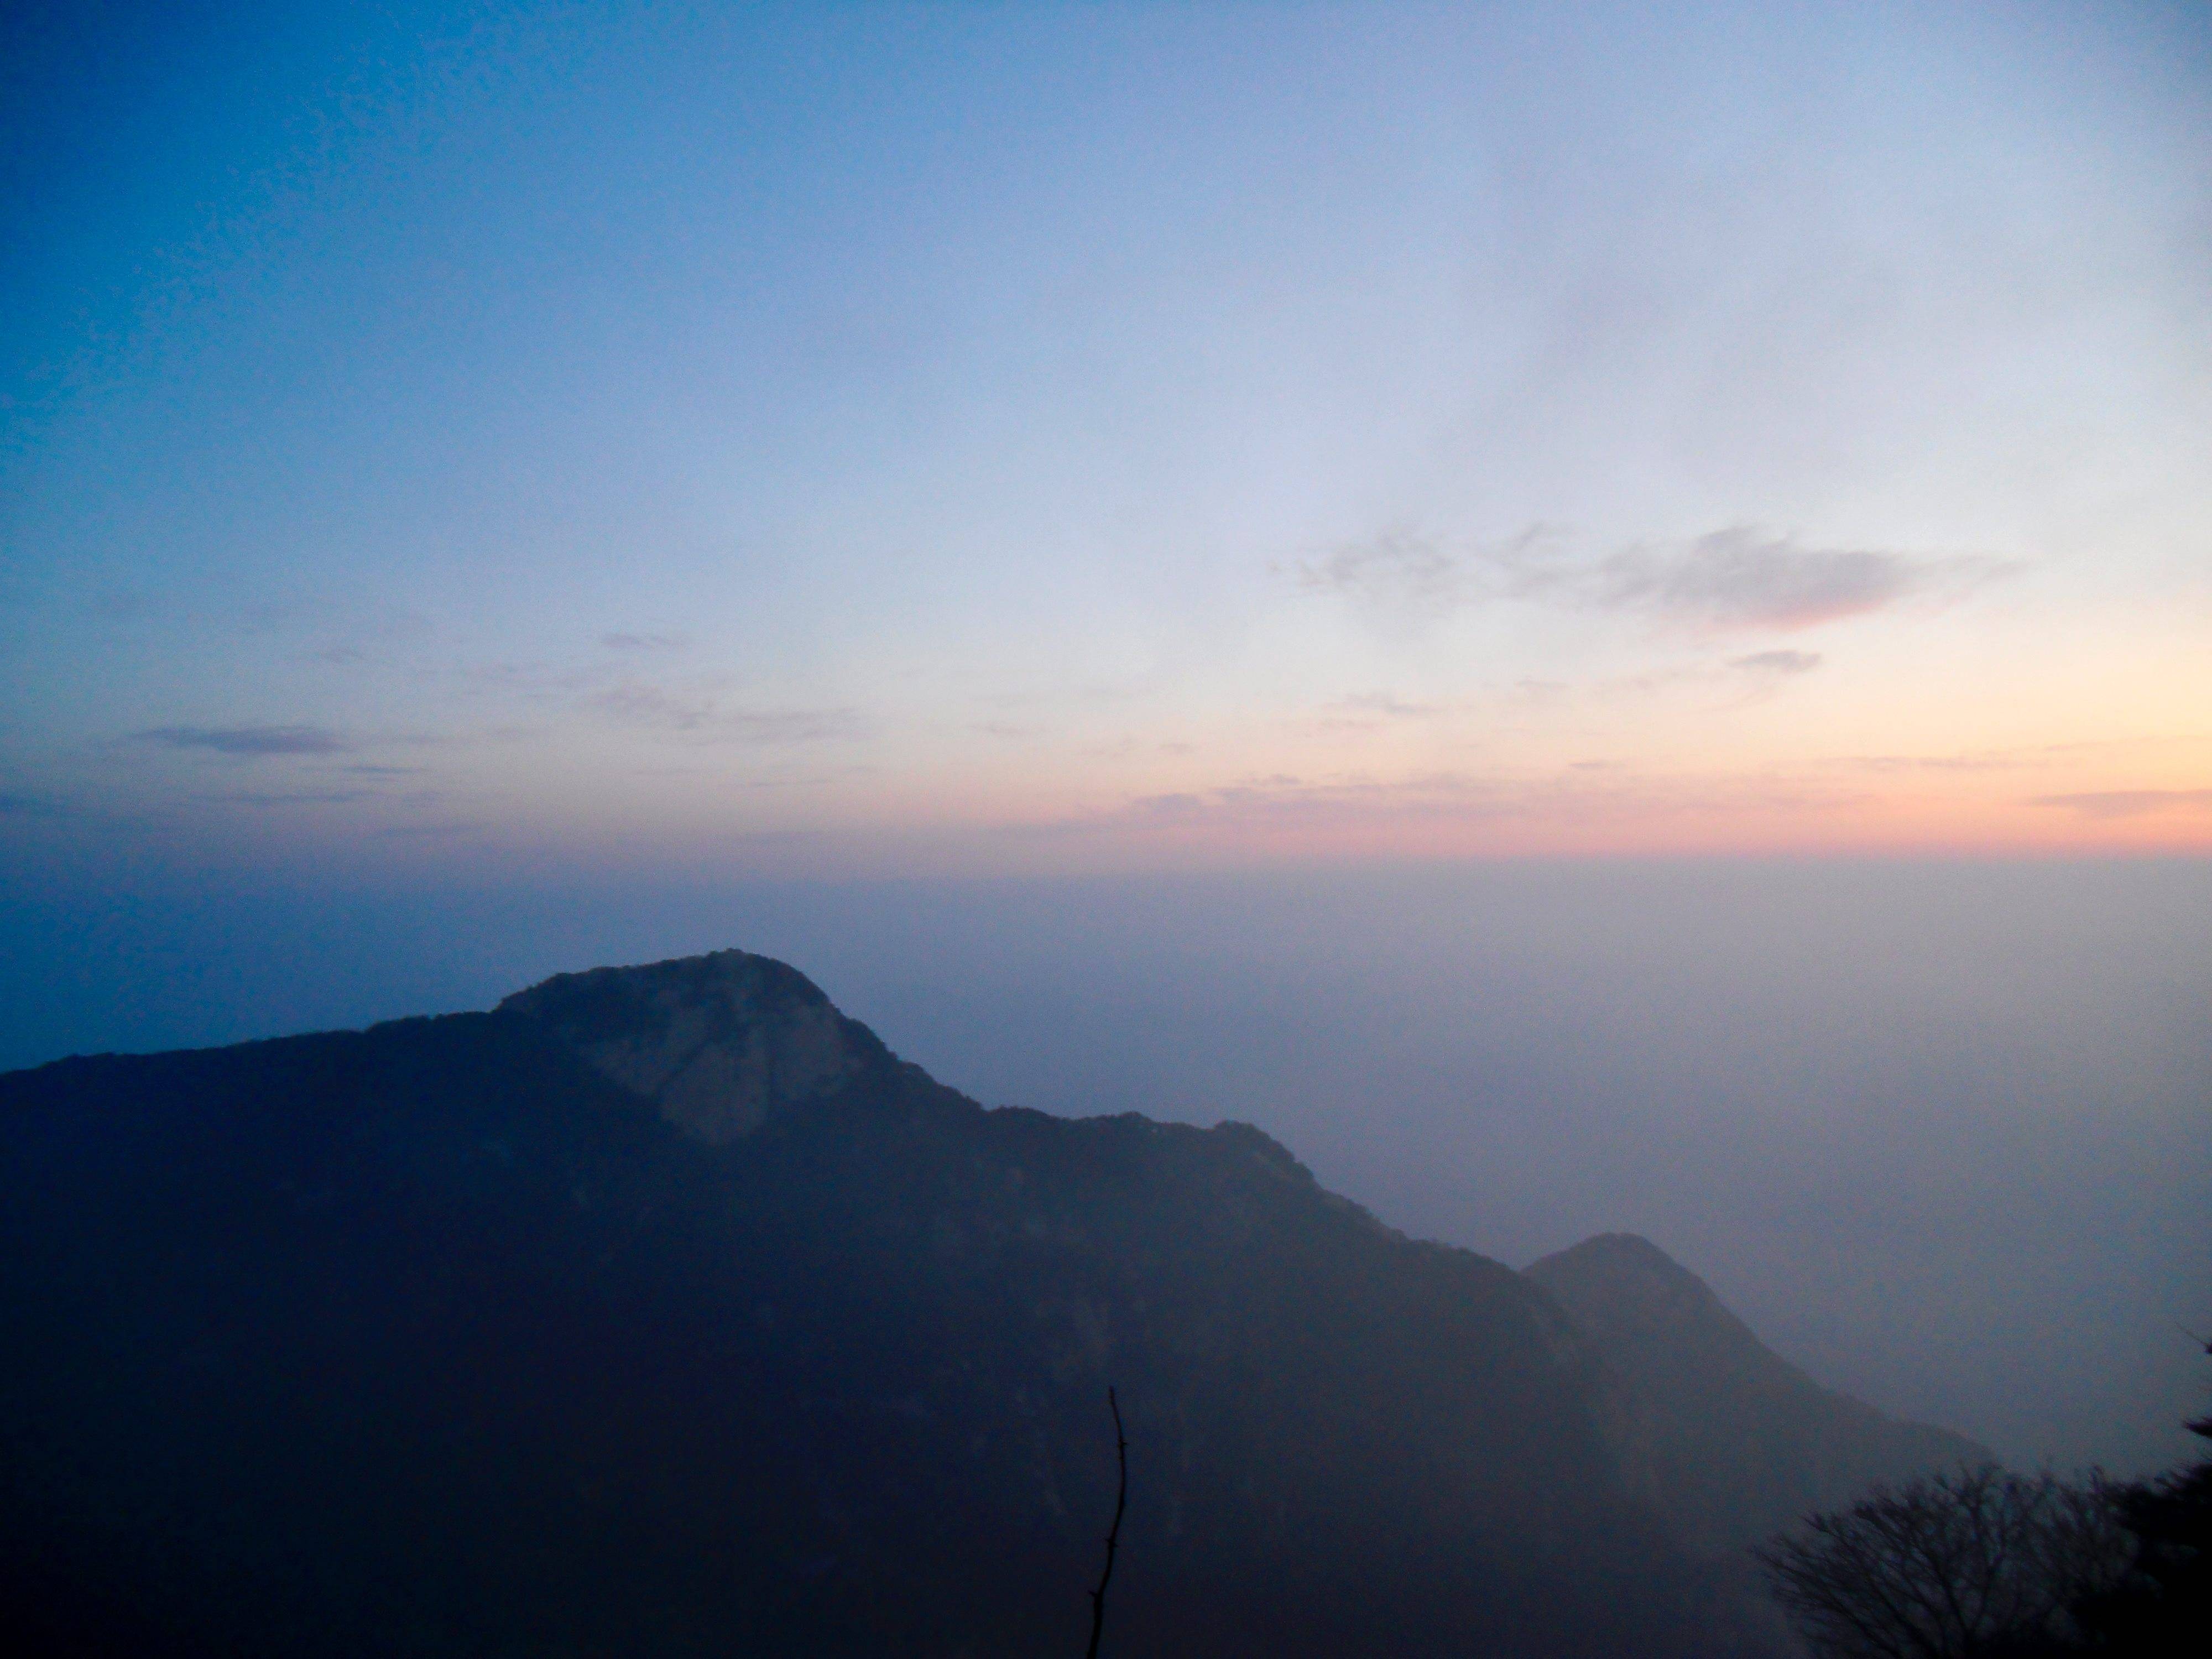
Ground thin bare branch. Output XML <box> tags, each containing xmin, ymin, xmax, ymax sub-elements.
<box><xmin>1084</xmin><ymin>1386</ymin><xmax>1129</xmax><ymax>1659</ymax></box>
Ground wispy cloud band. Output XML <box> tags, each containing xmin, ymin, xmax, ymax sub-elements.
<box><xmin>1297</xmin><ymin>524</ymin><xmax>2010</xmax><ymax>632</ymax></box>
<box><xmin>591</xmin><ymin>684</ymin><xmax>863</xmax><ymax>745</ymax></box>
<box><xmin>138</xmin><ymin>724</ymin><xmax>354</xmax><ymax>756</ymax></box>
<box><xmin>2032</xmin><ymin>789</ymin><xmax>2212</xmax><ymax>820</ymax></box>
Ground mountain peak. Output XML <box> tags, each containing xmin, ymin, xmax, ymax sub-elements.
<box><xmin>1526</xmin><ymin>1230</ymin><xmax>1988</xmax><ymax>1553</ymax></box>
<box><xmin>1527</xmin><ymin>1233</ymin><xmax>1729</xmax><ymax>1328</ymax></box>
<box><xmin>497</xmin><ymin>948</ymin><xmax>899</xmax><ymax>1142</ymax></box>
<box><xmin>1538</xmin><ymin>1232</ymin><xmax>1687</xmax><ymax>1272</ymax></box>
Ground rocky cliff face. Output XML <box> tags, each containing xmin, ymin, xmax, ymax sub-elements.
<box><xmin>499</xmin><ymin>950</ymin><xmax>901</xmax><ymax>1142</ymax></box>
<box><xmin>1527</xmin><ymin>1232</ymin><xmax>1988</xmax><ymax>1554</ymax></box>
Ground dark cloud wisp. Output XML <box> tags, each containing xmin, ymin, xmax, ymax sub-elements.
<box><xmin>138</xmin><ymin>724</ymin><xmax>356</xmax><ymax>757</ymax></box>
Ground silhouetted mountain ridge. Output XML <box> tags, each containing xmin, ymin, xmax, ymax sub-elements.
<box><xmin>1528</xmin><ymin>1230</ymin><xmax>1990</xmax><ymax>1553</ymax></box>
<box><xmin>1</xmin><ymin>948</ymin><xmax>1974</xmax><ymax>1657</ymax></box>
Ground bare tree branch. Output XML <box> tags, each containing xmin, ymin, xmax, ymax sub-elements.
<box><xmin>1756</xmin><ymin>1467</ymin><xmax>2135</xmax><ymax>1659</ymax></box>
<box><xmin>1085</xmin><ymin>1386</ymin><xmax>1128</xmax><ymax>1659</ymax></box>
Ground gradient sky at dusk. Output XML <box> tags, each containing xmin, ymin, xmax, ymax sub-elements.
<box><xmin>6</xmin><ymin>1</ymin><xmax>2210</xmax><ymax>878</ymax></box>
<box><xmin>4</xmin><ymin>3</ymin><xmax>2210</xmax><ymax>1475</ymax></box>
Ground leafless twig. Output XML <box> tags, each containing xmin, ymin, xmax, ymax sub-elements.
<box><xmin>1085</xmin><ymin>1386</ymin><xmax>1128</xmax><ymax>1659</ymax></box>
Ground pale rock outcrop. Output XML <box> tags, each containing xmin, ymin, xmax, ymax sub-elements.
<box><xmin>499</xmin><ymin>949</ymin><xmax>894</xmax><ymax>1142</ymax></box>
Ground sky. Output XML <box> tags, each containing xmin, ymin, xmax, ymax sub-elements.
<box><xmin>2</xmin><ymin>3</ymin><xmax>2209</xmax><ymax>1470</ymax></box>
<box><xmin>4</xmin><ymin>0</ymin><xmax>2210</xmax><ymax>871</ymax></box>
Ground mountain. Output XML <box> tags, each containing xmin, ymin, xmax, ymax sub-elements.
<box><xmin>1</xmin><ymin>948</ymin><xmax>1963</xmax><ymax>1657</ymax></box>
<box><xmin>1527</xmin><ymin>1232</ymin><xmax>1990</xmax><ymax>1554</ymax></box>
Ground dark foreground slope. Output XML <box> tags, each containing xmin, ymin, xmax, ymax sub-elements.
<box><xmin>1528</xmin><ymin>1232</ymin><xmax>1989</xmax><ymax>1554</ymax></box>
<box><xmin>4</xmin><ymin>952</ymin><xmax>1770</xmax><ymax>1656</ymax></box>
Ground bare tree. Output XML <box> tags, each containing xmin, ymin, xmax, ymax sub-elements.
<box><xmin>2075</xmin><ymin>1334</ymin><xmax>2212</xmax><ymax>1649</ymax></box>
<box><xmin>1754</xmin><ymin>1466</ymin><xmax>2133</xmax><ymax>1659</ymax></box>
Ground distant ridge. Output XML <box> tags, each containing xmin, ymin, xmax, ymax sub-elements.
<box><xmin>2</xmin><ymin>947</ymin><xmax>1978</xmax><ymax>1657</ymax></box>
<box><xmin>1528</xmin><ymin>1231</ymin><xmax>1989</xmax><ymax>1553</ymax></box>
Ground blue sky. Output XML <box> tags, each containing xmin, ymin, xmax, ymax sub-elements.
<box><xmin>6</xmin><ymin>1</ymin><xmax>2210</xmax><ymax>881</ymax></box>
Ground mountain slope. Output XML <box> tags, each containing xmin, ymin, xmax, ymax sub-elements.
<box><xmin>0</xmin><ymin>949</ymin><xmax>1849</xmax><ymax>1657</ymax></box>
<box><xmin>1527</xmin><ymin>1231</ymin><xmax>1990</xmax><ymax>1554</ymax></box>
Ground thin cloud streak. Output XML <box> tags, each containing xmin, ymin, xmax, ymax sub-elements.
<box><xmin>601</xmin><ymin>632</ymin><xmax>689</xmax><ymax>653</ymax></box>
<box><xmin>1083</xmin><ymin>768</ymin><xmax>1862</xmax><ymax>837</ymax></box>
<box><xmin>1296</xmin><ymin>525</ymin><xmax>2011</xmax><ymax>632</ymax></box>
<box><xmin>1591</xmin><ymin>529</ymin><xmax>2004</xmax><ymax>631</ymax></box>
<box><xmin>590</xmin><ymin>684</ymin><xmax>864</xmax><ymax>745</ymax></box>
<box><xmin>198</xmin><ymin>790</ymin><xmax>373</xmax><ymax>807</ymax></box>
<box><xmin>137</xmin><ymin>724</ymin><xmax>356</xmax><ymax>757</ymax></box>
<box><xmin>1327</xmin><ymin>693</ymin><xmax>1452</xmax><ymax>719</ymax></box>
<box><xmin>2033</xmin><ymin>790</ymin><xmax>2212</xmax><ymax>819</ymax></box>
<box><xmin>1729</xmin><ymin>650</ymin><xmax>1824</xmax><ymax>675</ymax></box>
